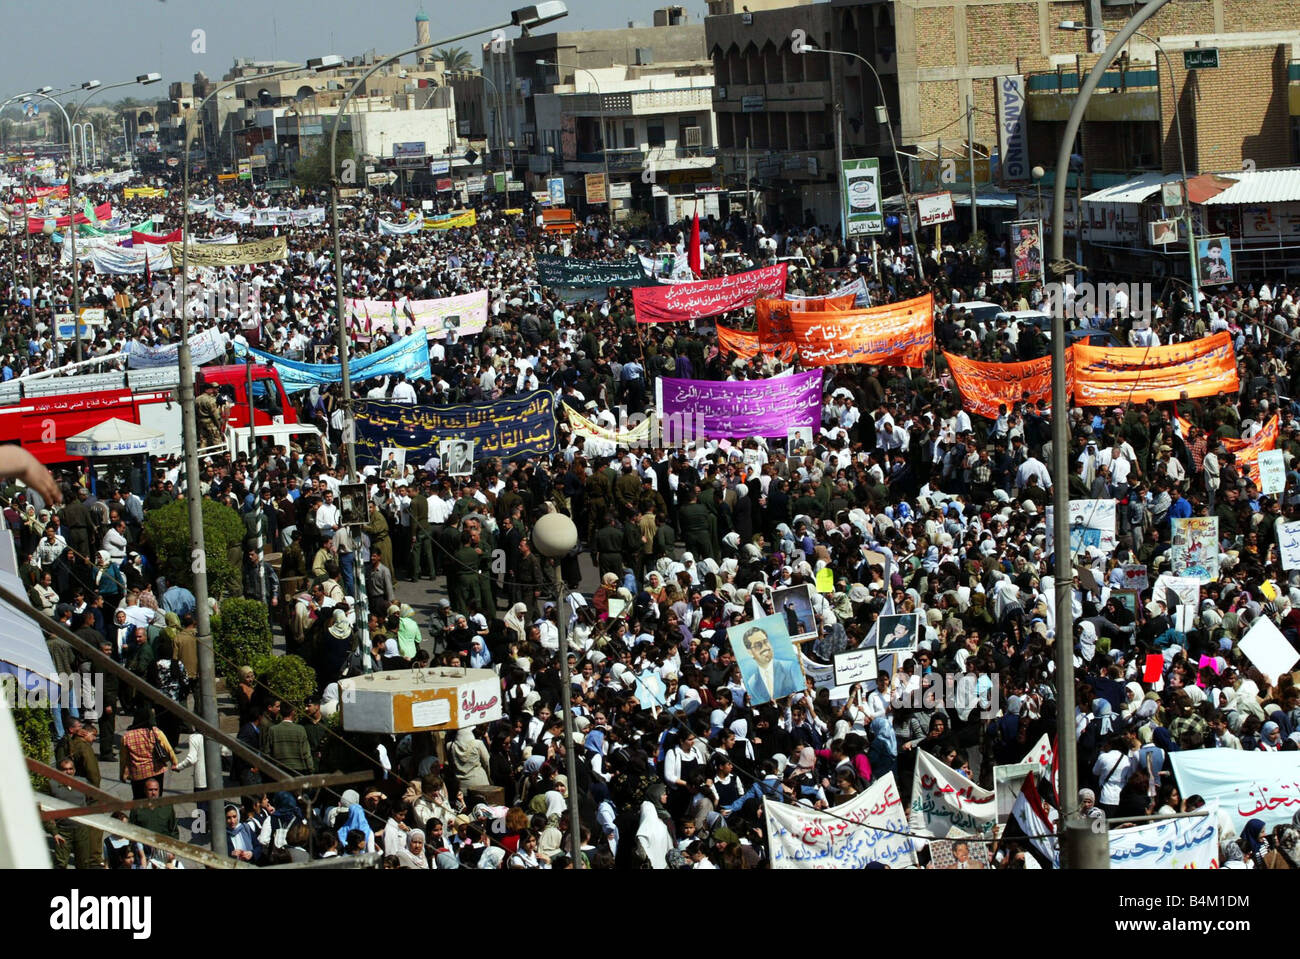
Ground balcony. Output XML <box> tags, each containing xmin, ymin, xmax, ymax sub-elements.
<box><xmin>1026</xmin><ymin>66</ymin><xmax>1161</xmax><ymax>124</ymax></box>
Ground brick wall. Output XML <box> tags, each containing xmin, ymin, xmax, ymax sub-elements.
<box><xmin>965</xmin><ymin>2</ymin><xmax>1040</xmax><ymax>68</ymax></box>
<box><xmin>1185</xmin><ymin>45</ymin><xmax>1292</xmax><ymax>172</ymax></box>
<box><xmin>915</xmin><ymin>7</ymin><xmax>957</xmax><ymax>68</ymax></box>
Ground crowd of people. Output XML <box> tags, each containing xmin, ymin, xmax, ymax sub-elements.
<box><xmin>6</xmin><ymin>153</ymin><xmax>1300</xmax><ymax>871</ymax></box>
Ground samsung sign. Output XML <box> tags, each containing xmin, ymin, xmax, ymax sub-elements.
<box><xmin>997</xmin><ymin>75</ymin><xmax>1029</xmax><ymax>182</ymax></box>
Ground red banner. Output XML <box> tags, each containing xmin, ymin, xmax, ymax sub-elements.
<box><xmin>757</xmin><ymin>293</ymin><xmax>934</xmax><ymax>368</ymax></box>
<box><xmin>1177</xmin><ymin>411</ymin><xmax>1278</xmax><ymax>486</ymax></box>
<box><xmin>132</xmin><ymin>229</ymin><xmax>183</xmax><ymax>245</ymax></box>
<box><xmin>27</xmin><ymin>202</ymin><xmax>112</xmax><ymax>233</ymax></box>
<box><xmin>633</xmin><ymin>264</ymin><xmax>787</xmax><ymax>323</ymax></box>
<box><xmin>15</xmin><ymin>184</ymin><xmax>68</xmax><ymax>203</ymax></box>
<box><xmin>944</xmin><ymin>351</ymin><xmax>1074</xmax><ymax>419</ymax></box>
<box><xmin>716</xmin><ymin>325</ymin><xmax>797</xmax><ymax>362</ymax></box>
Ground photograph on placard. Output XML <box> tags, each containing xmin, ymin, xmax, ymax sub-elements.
<box><xmin>440</xmin><ymin>438</ymin><xmax>475</xmax><ymax>477</ymax></box>
<box><xmin>773</xmin><ymin>584</ymin><xmax>818</xmax><ymax>642</ymax></box>
<box><xmin>727</xmin><ymin>613</ymin><xmax>806</xmax><ymax>706</ymax></box>
<box><xmin>876</xmin><ymin>612</ymin><xmax>919</xmax><ymax>653</ymax></box>
<box><xmin>1111</xmin><ymin>588</ymin><xmax>1139</xmax><ymax>620</ymax></box>
<box><xmin>929</xmin><ymin>838</ymin><xmax>991</xmax><ymax>869</ymax></box>
<box><xmin>1196</xmin><ymin>235</ymin><xmax>1233</xmax><ymax>287</ymax></box>
<box><xmin>379</xmin><ymin>447</ymin><xmax>407</xmax><ymax>479</ymax></box>
<box><xmin>338</xmin><ymin>483</ymin><xmax>369</xmax><ymax>527</ymax></box>
<box><xmin>787</xmin><ymin>426</ymin><xmax>814</xmax><ymax>459</ymax></box>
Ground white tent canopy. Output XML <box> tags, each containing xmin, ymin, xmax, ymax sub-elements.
<box><xmin>65</xmin><ymin>417</ymin><xmax>167</xmax><ymax>457</ymax></box>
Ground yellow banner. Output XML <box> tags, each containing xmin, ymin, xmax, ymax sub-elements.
<box><xmin>123</xmin><ymin>186</ymin><xmax>167</xmax><ymax>199</ymax></box>
<box><xmin>564</xmin><ymin>405</ymin><xmax>656</xmax><ymax>451</ymax></box>
<box><xmin>216</xmin><ymin>173</ymin><xmax>239</xmax><ymax>182</ymax></box>
<box><xmin>423</xmin><ymin>209</ymin><xmax>478</xmax><ymax>230</ymax></box>
<box><xmin>503</xmin><ymin>208</ymin><xmax>524</xmax><ymax>216</ymax></box>
<box><xmin>166</xmin><ymin>235</ymin><xmax>288</xmax><ymax>267</ymax></box>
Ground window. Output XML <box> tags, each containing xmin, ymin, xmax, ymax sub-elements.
<box><xmin>624</xmin><ymin>124</ymin><xmax>636</xmax><ymax>149</ymax></box>
<box><xmin>648</xmin><ymin>121</ymin><xmax>666</xmax><ymax>148</ymax></box>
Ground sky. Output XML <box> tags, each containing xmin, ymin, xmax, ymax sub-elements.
<box><xmin>2</xmin><ymin>0</ymin><xmax>705</xmax><ymax>99</ymax></box>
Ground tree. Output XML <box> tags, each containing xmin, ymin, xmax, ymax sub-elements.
<box><xmin>435</xmin><ymin>47</ymin><xmax>473</xmax><ymax>71</ymax></box>
<box><xmin>212</xmin><ymin>598</ymin><xmax>274</xmax><ymax>688</ymax></box>
<box><xmin>141</xmin><ymin>497</ymin><xmax>246</xmax><ymax>597</ymax></box>
<box><xmin>293</xmin><ymin>132</ymin><xmax>354</xmax><ymax>189</ymax></box>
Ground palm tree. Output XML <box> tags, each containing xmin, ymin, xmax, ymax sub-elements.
<box><xmin>434</xmin><ymin>46</ymin><xmax>473</xmax><ymax>71</ymax></box>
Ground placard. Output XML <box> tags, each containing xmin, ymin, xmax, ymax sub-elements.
<box><xmin>765</xmin><ymin>771</ymin><xmax>916</xmax><ymax>869</ymax></box>
<box><xmin>1258</xmin><ymin>449</ymin><xmax>1286</xmax><ymax>495</ymax></box>
<box><xmin>991</xmin><ymin>268</ymin><xmax>1013</xmax><ymax>284</ymax></box>
<box><xmin>1238</xmin><ymin>615</ymin><xmax>1300</xmax><ymax>684</ymax></box>
<box><xmin>773</xmin><ymin>584</ymin><xmax>818</xmax><ymax>641</ymax></box>
<box><xmin>876</xmin><ymin>612</ymin><xmax>918</xmax><ymax>653</ymax></box>
<box><xmin>338</xmin><ymin>483</ymin><xmax>369</xmax><ymax>527</ymax></box>
<box><xmin>1278</xmin><ymin>519</ymin><xmax>1300</xmax><ymax>570</ymax></box>
<box><xmin>832</xmin><ymin>647</ymin><xmax>878</xmax><ymax>688</ymax></box>
<box><xmin>916</xmin><ymin>191</ymin><xmax>955</xmax><ymax>227</ymax></box>
<box><xmin>1170</xmin><ymin>516</ymin><xmax>1220</xmax><ymax>582</ymax></box>
<box><xmin>1149</xmin><ymin>218</ymin><xmax>1178</xmax><ymax>245</ymax></box>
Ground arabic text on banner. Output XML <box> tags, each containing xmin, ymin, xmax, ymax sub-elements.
<box><xmin>1109</xmin><ymin>806</ymin><xmax>1219</xmax><ymax>869</ymax></box>
<box><xmin>1070</xmin><ymin>332</ymin><xmax>1239</xmax><ymax>405</ymax></box>
<box><xmin>754</xmin><ymin>293</ymin><xmax>857</xmax><ymax>351</ymax></box>
<box><xmin>233</xmin><ymin>332</ymin><xmax>431</xmax><ymax>394</ymax></box>
<box><xmin>124</xmin><ymin>329</ymin><xmax>226</xmax><ymax>369</ymax></box>
<box><xmin>88</xmin><ymin>243</ymin><xmax>174</xmax><ymax>276</ymax></box>
<box><xmin>632</xmin><ymin>264</ymin><xmax>787</xmax><ymax>323</ymax></box>
<box><xmin>654</xmin><ymin>370</ymin><xmax>823</xmax><ymax>440</ymax></box>
<box><xmin>535</xmin><ymin>255</ymin><xmax>648</xmax><ymax>288</ymax></box>
<box><xmin>1170</xmin><ymin>750</ymin><xmax>1300</xmax><ymax>831</ymax></box>
<box><xmin>353</xmin><ymin>391</ymin><xmax>557</xmax><ymax>465</ymax></box>
<box><xmin>715</xmin><ymin>325</ymin><xmax>796</xmax><ymax>363</ymax></box>
<box><xmin>1278</xmin><ymin>519</ymin><xmax>1300</xmax><ymax>570</ymax></box>
<box><xmin>563</xmin><ymin>404</ymin><xmax>655</xmax><ymax>457</ymax></box>
<box><xmin>377</xmin><ymin>216</ymin><xmax>423</xmax><ymax>236</ymax></box>
<box><xmin>28</xmin><ymin>201</ymin><xmax>112</xmax><ymax>232</ymax></box>
<box><xmin>944</xmin><ymin>350</ymin><xmax>1073</xmax><ymax>419</ymax></box>
<box><xmin>166</xmin><ymin>235</ymin><xmax>288</xmax><ymax>267</ymax></box>
<box><xmin>123</xmin><ymin>186</ymin><xmax>166</xmax><ymax>199</ymax></box>
<box><xmin>1169</xmin><ymin>516</ymin><xmax>1220</xmax><ymax>582</ymax></box>
<box><xmin>423</xmin><ymin>209</ymin><xmax>477</xmax><ymax>230</ymax></box>
<box><xmin>345</xmin><ymin>290</ymin><xmax>489</xmax><ymax>340</ymax></box>
<box><xmin>786</xmin><ymin>274</ymin><xmax>869</xmax><ymax>307</ymax></box>
<box><xmin>1176</xmin><ymin>412</ymin><xmax>1278</xmax><ymax>487</ymax></box>
<box><xmin>765</xmin><ymin>771</ymin><xmax>917</xmax><ymax>869</ymax></box>
<box><xmin>758</xmin><ymin>293</ymin><xmax>934</xmax><ymax>368</ymax></box>
<box><xmin>909</xmin><ymin>749</ymin><xmax>997</xmax><ymax>845</ymax></box>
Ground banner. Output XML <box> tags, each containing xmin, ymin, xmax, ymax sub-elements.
<box><xmin>353</xmin><ymin>391</ymin><xmax>557</xmax><ymax>466</ymax></box>
<box><xmin>842</xmin><ymin>157</ymin><xmax>883</xmax><ymax>236</ymax></box>
<box><xmin>944</xmin><ymin>351</ymin><xmax>1070</xmax><ymax>419</ymax></box>
<box><xmin>716</xmin><ymin>325</ymin><xmax>796</xmax><ymax>363</ymax></box>
<box><xmin>1169</xmin><ymin>516</ymin><xmax>1220</xmax><ymax>582</ymax></box>
<box><xmin>909</xmin><ymin>750</ymin><xmax>997</xmax><ymax>844</ymax></box>
<box><xmin>997</xmin><ymin>75</ymin><xmax>1030</xmax><ymax>182</ymax></box>
<box><xmin>765</xmin><ymin>771</ymin><xmax>917</xmax><ymax>869</ymax></box>
<box><xmin>346</xmin><ymin>290</ymin><xmax>489</xmax><ymax>339</ymax></box>
<box><xmin>758</xmin><ymin>293</ymin><xmax>934</xmax><ymax>368</ymax></box>
<box><xmin>786</xmin><ymin>274</ymin><xmax>870</xmax><ymax>308</ymax></box>
<box><xmin>655</xmin><ymin>370</ymin><xmax>822</xmax><ymax>440</ymax></box>
<box><xmin>167</xmin><ymin>235</ymin><xmax>288</xmax><ymax>267</ymax></box>
<box><xmin>916</xmin><ymin>192</ymin><xmax>955</xmax><ymax>227</ymax></box>
<box><xmin>535</xmin><ymin>255</ymin><xmax>647</xmax><ymax>288</ymax></box>
<box><xmin>1071</xmin><ymin>332</ymin><xmax>1239</xmax><ymax>406</ymax></box>
<box><xmin>234</xmin><ymin>332</ymin><xmax>431</xmax><ymax>394</ymax></box>
<box><xmin>584</xmin><ymin>172</ymin><xmax>607</xmax><ymax>205</ymax></box>
<box><xmin>1109</xmin><ymin>808</ymin><xmax>1219</xmax><ymax>869</ymax></box>
<box><xmin>123</xmin><ymin>186</ymin><xmax>166</xmax><ymax>199</ymax></box>
<box><xmin>28</xmin><ymin>201</ymin><xmax>112</xmax><ymax>233</ymax></box>
<box><xmin>1278</xmin><ymin>519</ymin><xmax>1300</xmax><ymax>571</ymax></box>
<box><xmin>124</xmin><ymin>329</ymin><xmax>227</xmax><ymax>368</ymax></box>
<box><xmin>377</xmin><ymin>216</ymin><xmax>424</xmax><ymax>236</ymax></box>
<box><xmin>1176</xmin><ymin>411</ymin><xmax>1277</xmax><ymax>486</ymax></box>
<box><xmin>423</xmin><ymin>209</ymin><xmax>477</xmax><ymax>230</ymax></box>
<box><xmin>563</xmin><ymin>404</ymin><xmax>655</xmax><ymax>457</ymax></box>
<box><xmin>88</xmin><ymin>243</ymin><xmax>173</xmax><ymax>275</ymax></box>
<box><xmin>131</xmin><ymin>228</ymin><xmax>182</xmax><ymax>246</ymax></box>
<box><xmin>633</xmin><ymin>264</ymin><xmax>787</xmax><ymax>323</ymax></box>
<box><xmin>1170</xmin><ymin>751</ymin><xmax>1300</xmax><ymax>831</ymax></box>
<box><xmin>639</xmin><ymin>252</ymin><xmax>696</xmax><ymax>284</ymax></box>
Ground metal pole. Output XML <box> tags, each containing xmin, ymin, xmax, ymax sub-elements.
<box><xmin>29</xmin><ymin>92</ymin><xmax>81</xmax><ymax>363</ymax></box>
<box><xmin>834</xmin><ymin>101</ymin><xmax>846</xmax><ymax>243</ymax></box>
<box><xmin>967</xmin><ymin>95</ymin><xmax>977</xmax><ymax>234</ymax></box>
<box><xmin>1049</xmin><ymin>0</ymin><xmax>1172</xmax><ymax>869</ymax></box>
<box><xmin>553</xmin><ymin>563</ymin><xmax>583</xmax><ymax>868</ymax></box>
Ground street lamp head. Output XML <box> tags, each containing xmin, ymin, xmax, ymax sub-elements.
<box><xmin>81</xmin><ymin>80</ymin><xmax>101</xmax><ymax>90</ymax></box>
<box><xmin>41</xmin><ymin>221</ymin><xmax>57</xmax><ymax>236</ymax></box>
<box><xmin>137</xmin><ymin>73</ymin><xmax>162</xmax><ymax>85</ymax></box>
<box><xmin>1059</xmin><ymin>20</ymin><xmax>1082</xmax><ymax>30</ymax></box>
<box><xmin>513</xmin><ymin>2</ymin><xmax>568</xmax><ymax>32</ymax></box>
<box><xmin>874</xmin><ymin>105</ymin><xmax>889</xmax><ymax>125</ymax></box>
<box><xmin>36</xmin><ymin>86</ymin><xmax>52</xmax><ymax>94</ymax></box>
<box><xmin>308</xmin><ymin>56</ymin><xmax>343</xmax><ymax>72</ymax></box>
<box><xmin>535</xmin><ymin>59</ymin><xmax>550</xmax><ymax>66</ymax></box>
<box><xmin>532</xmin><ymin>512</ymin><xmax>577</xmax><ymax>558</ymax></box>
<box><xmin>1032</xmin><ymin>165</ymin><xmax>1045</xmax><ymax>180</ymax></box>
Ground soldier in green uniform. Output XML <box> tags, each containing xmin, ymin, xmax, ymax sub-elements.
<box><xmin>677</xmin><ymin>489</ymin><xmax>717</xmax><ymax>561</ymax></box>
<box><xmin>584</xmin><ymin>460</ymin><xmax>613</xmax><ymax>551</ymax></box>
<box><xmin>593</xmin><ymin>512</ymin><xmax>627</xmax><ymax>578</ymax></box>
<box><xmin>409</xmin><ymin>478</ymin><xmax>436</xmax><ymax>581</ymax></box>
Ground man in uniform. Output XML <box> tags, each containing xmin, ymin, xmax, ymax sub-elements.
<box><xmin>409</xmin><ymin>478</ymin><xmax>436</xmax><ymax>582</ymax></box>
<box><xmin>678</xmin><ymin>489</ymin><xmax>718</xmax><ymax>561</ymax></box>
<box><xmin>195</xmin><ymin>379</ymin><xmax>226</xmax><ymax>450</ymax></box>
<box><xmin>593</xmin><ymin>512</ymin><xmax>626</xmax><ymax>579</ymax></box>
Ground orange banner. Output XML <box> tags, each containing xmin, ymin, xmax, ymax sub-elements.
<box><xmin>943</xmin><ymin>350</ymin><xmax>1074</xmax><ymax>419</ymax></box>
<box><xmin>716</xmin><ymin>325</ymin><xmax>797</xmax><ymax>362</ymax></box>
<box><xmin>1070</xmin><ymin>332</ymin><xmax>1239</xmax><ymax>406</ymax></box>
<box><xmin>1177</xmin><ymin>411</ymin><xmax>1278</xmax><ymax>486</ymax></box>
<box><xmin>757</xmin><ymin>293</ymin><xmax>934</xmax><ymax>368</ymax></box>
<box><xmin>754</xmin><ymin>293</ymin><xmax>856</xmax><ymax>351</ymax></box>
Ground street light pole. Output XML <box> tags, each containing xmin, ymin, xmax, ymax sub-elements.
<box><xmin>535</xmin><ymin>60</ymin><xmax>612</xmax><ymax>218</ymax></box>
<box><xmin>799</xmin><ymin>45</ymin><xmax>924</xmax><ymax>283</ymax></box>
<box><xmin>1049</xmin><ymin>0</ymin><xmax>1172</xmax><ymax>870</ymax></box>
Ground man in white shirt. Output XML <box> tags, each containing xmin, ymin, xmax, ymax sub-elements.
<box><xmin>390</xmin><ymin>374</ymin><xmax>417</xmax><ymax>404</ymax></box>
<box><xmin>316</xmin><ymin>489</ymin><xmax>341</xmax><ymax>534</ymax></box>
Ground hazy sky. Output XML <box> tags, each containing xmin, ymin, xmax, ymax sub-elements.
<box><xmin>2</xmin><ymin>0</ymin><xmax>704</xmax><ymax>98</ymax></box>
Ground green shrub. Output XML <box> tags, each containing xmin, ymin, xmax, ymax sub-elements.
<box><xmin>211</xmin><ymin>597</ymin><xmax>273</xmax><ymax>688</ymax></box>
<box><xmin>12</xmin><ymin>706</ymin><xmax>53</xmax><ymax>790</ymax></box>
<box><xmin>252</xmin><ymin>653</ymin><xmax>318</xmax><ymax>708</ymax></box>
<box><xmin>142</xmin><ymin>497</ymin><xmax>246</xmax><ymax>597</ymax></box>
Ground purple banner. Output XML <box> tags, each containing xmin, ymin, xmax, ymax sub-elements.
<box><xmin>655</xmin><ymin>370</ymin><xmax>824</xmax><ymax>440</ymax></box>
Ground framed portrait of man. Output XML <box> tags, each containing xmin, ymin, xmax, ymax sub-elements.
<box><xmin>772</xmin><ymin>584</ymin><xmax>818</xmax><ymax>642</ymax></box>
<box><xmin>1196</xmin><ymin>235</ymin><xmax>1233</xmax><ymax>287</ymax></box>
<box><xmin>440</xmin><ymin>438</ymin><xmax>475</xmax><ymax>477</ymax></box>
<box><xmin>379</xmin><ymin>447</ymin><xmax>406</xmax><ymax>479</ymax></box>
<box><xmin>876</xmin><ymin>612</ymin><xmax>919</xmax><ymax>653</ymax></box>
<box><xmin>787</xmin><ymin>426</ymin><xmax>813</xmax><ymax>459</ymax></box>
<box><xmin>727</xmin><ymin>613</ymin><xmax>806</xmax><ymax>706</ymax></box>
<box><xmin>338</xmin><ymin>483</ymin><xmax>369</xmax><ymax>527</ymax></box>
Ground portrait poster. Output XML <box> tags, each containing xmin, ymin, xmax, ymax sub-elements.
<box><xmin>727</xmin><ymin>613</ymin><xmax>806</xmax><ymax>706</ymax></box>
<box><xmin>440</xmin><ymin>438</ymin><xmax>476</xmax><ymax>477</ymax></box>
<box><xmin>1196</xmin><ymin>235</ymin><xmax>1233</xmax><ymax>287</ymax></box>
<box><xmin>787</xmin><ymin>426</ymin><xmax>813</xmax><ymax>458</ymax></box>
<box><xmin>876</xmin><ymin>612</ymin><xmax>919</xmax><ymax>653</ymax></box>
<box><xmin>929</xmin><ymin>838</ymin><xmax>991</xmax><ymax>869</ymax></box>
<box><xmin>1149</xmin><ymin>218</ymin><xmax>1178</xmax><ymax>246</ymax></box>
<box><xmin>378</xmin><ymin>447</ymin><xmax>406</xmax><ymax>479</ymax></box>
<box><xmin>338</xmin><ymin>483</ymin><xmax>369</xmax><ymax>527</ymax></box>
<box><xmin>1009</xmin><ymin>219</ymin><xmax>1043</xmax><ymax>284</ymax></box>
<box><xmin>1169</xmin><ymin>516</ymin><xmax>1220</xmax><ymax>583</ymax></box>
<box><xmin>772</xmin><ymin>584</ymin><xmax>818</xmax><ymax>642</ymax></box>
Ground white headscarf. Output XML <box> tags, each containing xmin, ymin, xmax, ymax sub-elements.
<box><xmin>635</xmin><ymin>801</ymin><xmax>670</xmax><ymax>869</ymax></box>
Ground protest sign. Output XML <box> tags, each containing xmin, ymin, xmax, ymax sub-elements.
<box><xmin>1108</xmin><ymin>807</ymin><xmax>1219</xmax><ymax>869</ymax></box>
<box><xmin>1238</xmin><ymin>615</ymin><xmax>1300</xmax><ymax>685</ymax></box>
<box><xmin>1278</xmin><ymin>519</ymin><xmax>1300</xmax><ymax>571</ymax></box>
<box><xmin>1170</xmin><ymin>751</ymin><xmax>1300</xmax><ymax>831</ymax></box>
<box><xmin>535</xmin><ymin>255</ymin><xmax>647</xmax><ymax>287</ymax></box>
<box><xmin>832</xmin><ymin>648</ymin><xmax>877</xmax><ymax>688</ymax></box>
<box><xmin>944</xmin><ymin>351</ymin><xmax>1069</xmax><ymax>419</ymax></box>
<box><xmin>655</xmin><ymin>370</ymin><xmax>822</xmax><ymax>440</ymax></box>
<box><xmin>1070</xmin><ymin>332</ymin><xmax>1239</xmax><ymax>405</ymax></box>
<box><xmin>633</xmin><ymin>264</ymin><xmax>787</xmax><ymax>323</ymax></box>
<box><xmin>1119</xmin><ymin>564</ymin><xmax>1149</xmax><ymax>592</ymax></box>
<box><xmin>235</xmin><ymin>333</ymin><xmax>430</xmax><ymax>395</ymax></box>
<box><xmin>1259</xmin><ymin>449</ymin><xmax>1286</xmax><ymax>495</ymax></box>
<box><xmin>909</xmin><ymin>750</ymin><xmax>997</xmax><ymax>845</ymax></box>
<box><xmin>1170</xmin><ymin>516</ymin><xmax>1220</xmax><ymax>582</ymax></box>
<box><xmin>1151</xmin><ymin>574</ymin><xmax>1202</xmax><ymax>632</ymax></box>
<box><xmin>993</xmin><ymin>763</ymin><xmax>1038</xmax><ymax>822</ymax></box>
<box><xmin>766</xmin><ymin>771</ymin><xmax>916</xmax><ymax>869</ymax></box>
<box><xmin>758</xmin><ymin>293</ymin><xmax>933</xmax><ymax>368</ymax></box>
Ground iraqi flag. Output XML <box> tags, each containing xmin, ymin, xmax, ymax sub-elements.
<box><xmin>1007</xmin><ymin>773</ymin><xmax>1060</xmax><ymax>868</ymax></box>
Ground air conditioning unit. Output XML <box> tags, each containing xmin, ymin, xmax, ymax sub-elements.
<box><xmin>683</xmin><ymin>125</ymin><xmax>702</xmax><ymax>147</ymax></box>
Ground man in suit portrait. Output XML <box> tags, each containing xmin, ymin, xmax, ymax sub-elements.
<box><xmin>736</xmin><ymin>624</ymin><xmax>803</xmax><ymax>705</ymax></box>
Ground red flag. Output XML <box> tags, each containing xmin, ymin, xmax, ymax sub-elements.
<box><xmin>688</xmin><ymin>211</ymin><xmax>702</xmax><ymax>278</ymax></box>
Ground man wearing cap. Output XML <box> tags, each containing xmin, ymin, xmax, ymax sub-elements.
<box><xmin>195</xmin><ymin>378</ymin><xmax>226</xmax><ymax>450</ymax></box>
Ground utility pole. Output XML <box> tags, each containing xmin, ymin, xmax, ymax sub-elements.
<box><xmin>966</xmin><ymin>95</ymin><xmax>977</xmax><ymax>234</ymax></box>
<box><xmin>834</xmin><ymin>103</ymin><xmax>846</xmax><ymax>243</ymax></box>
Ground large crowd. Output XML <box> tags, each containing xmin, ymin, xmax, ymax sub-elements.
<box><xmin>7</xmin><ymin>152</ymin><xmax>1300</xmax><ymax>871</ymax></box>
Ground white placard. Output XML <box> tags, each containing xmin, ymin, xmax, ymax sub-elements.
<box><xmin>765</xmin><ymin>771</ymin><xmax>916</xmax><ymax>869</ymax></box>
<box><xmin>1279</xmin><ymin>519</ymin><xmax>1300</xmax><ymax>571</ymax></box>
<box><xmin>410</xmin><ymin>698</ymin><xmax>452</xmax><ymax>728</ymax></box>
<box><xmin>1238</xmin><ymin>615</ymin><xmax>1300</xmax><ymax>684</ymax></box>
<box><xmin>1259</xmin><ymin>449</ymin><xmax>1286</xmax><ymax>496</ymax></box>
<box><xmin>832</xmin><ymin>648</ymin><xmax>878</xmax><ymax>688</ymax></box>
<box><xmin>1109</xmin><ymin>806</ymin><xmax>1219</xmax><ymax>869</ymax></box>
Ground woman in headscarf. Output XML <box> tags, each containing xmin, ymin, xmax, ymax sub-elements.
<box><xmin>1259</xmin><ymin>720</ymin><xmax>1285</xmax><ymax>750</ymax></box>
<box><xmin>395</xmin><ymin>828</ymin><xmax>429</xmax><ymax>868</ymax></box>
<box><xmin>503</xmin><ymin>603</ymin><xmax>529</xmax><ymax>648</ymax></box>
<box><xmin>335</xmin><ymin>789</ymin><xmax>377</xmax><ymax>853</ymax></box>
<box><xmin>469</xmin><ymin>637</ymin><xmax>493</xmax><ymax>669</ymax></box>
<box><xmin>635</xmin><ymin>800</ymin><xmax>671</xmax><ymax>869</ymax></box>
<box><xmin>867</xmin><ymin>716</ymin><xmax>897</xmax><ymax>779</ymax></box>
<box><xmin>1120</xmin><ymin>682</ymin><xmax>1146</xmax><ymax>722</ymax></box>
<box><xmin>94</xmin><ymin>550</ymin><xmax>126</xmax><ymax>611</ymax></box>
<box><xmin>1239</xmin><ymin>818</ymin><xmax>1271</xmax><ymax>868</ymax></box>
<box><xmin>450</xmin><ymin>726</ymin><xmax>492</xmax><ymax>789</ymax></box>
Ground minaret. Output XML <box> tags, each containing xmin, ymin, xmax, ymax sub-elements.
<box><xmin>415</xmin><ymin>9</ymin><xmax>430</xmax><ymax>65</ymax></box>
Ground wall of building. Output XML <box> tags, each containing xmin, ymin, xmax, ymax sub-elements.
<box><xmin>351</xmin><ymin>106</ymin><xmax>458</xmax><ymax>159</ymax></box>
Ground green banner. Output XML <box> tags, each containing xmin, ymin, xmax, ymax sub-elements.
<box><xmin>843</xmin><ymin>157</ymin><xmax>884</xmax><ymax>236</ymax></box>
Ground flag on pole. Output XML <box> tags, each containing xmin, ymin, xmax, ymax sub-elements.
<box><xmin>1009</xmin><ymin>772</ymin><xmax>1060</xmax><ymax>868</ymax></box>
<box><xmin>688</xmin><ymin>210</ymin><xmax>702</xmax><ymax>278</ymax></box>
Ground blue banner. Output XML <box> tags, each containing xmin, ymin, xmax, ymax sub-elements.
<box><xmin>233</xmin><ymin>333</ymin><xmax>431</xmax><ymax>394</ymax></box>
<box><xmin>354</xmin><ymin>390</ymin><xmax>557</xmax><ymax>466</ymax></box>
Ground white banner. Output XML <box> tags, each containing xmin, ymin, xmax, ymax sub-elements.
<box><xmin>377</xmin><ymin>216</ymin><xmax>424</xmax><ymax>236</ymax></box>
<box><xmin>765</xmin><ymin>771</ymin><xmax>917</xmax><ymax>869</ymax></box>
<box><xmin>909</xmin><ymin>750</ymin><xmax>997</xmax><ymax>845</ymax></box>
<box><xmin>1170</xmin><ymin>751</ymin><xmax>1300</xmax><ymax>831</ymax></box>
<box><xmin>916</xmin><ymin>192</ymin><xmax>955</xmax><ymax>227</ymax></box>
<box><xmin>1258</xmin><ymin>449</ymin><xmax>1286</xmax><ymax>495</ymax></box>
<box><xmin>1109</xmin><ymin>807</ymin><xmax>1219</xmax><ymax>869</ymax></box>
<box><xmin>346</xmin><ymin>290</ymin><xmax>489</xmax><ymax>339</ymax></box>
<box><xmin>124</xmin><ymin>328</ymin><xmax>227</xmax><ymax>368</ymax></box>
<box><xmin>1278</xmin><ymin>519</ymin><xmax>1300</xmax><ymax>571</ymax></box>
<box><xmin>88</xmin><ymin>243</ymin><xmax>173</xmax><ymax>275</ymax></box>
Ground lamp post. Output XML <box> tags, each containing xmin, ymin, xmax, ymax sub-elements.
<box><xmin>531</xmin><ymin>511</ymin><xmax>584</xmax><ymax>869</ymax></box>
<box><xmin>328</xmin><ymin>5</ymin><xmax>569</xmax><ymax>668</ymax></box>
<box><xmin>1059</xmin><ymin>20</ymin><xmax>1199</xmax><ymax>309</ymax></box>
<box><xmin>177</xmin><ymin>57</ymin><xmax>340</xmax><ymax>856</ymax></box>
<box><xmin>535</xmin><ymin>59</ymin><xmax>612</xmax><ymax>217</ymax></box>
<box><xmin>1031</xmin><ymin>165</ymin><xmax>1045</xmax><ymax>218</ymax></box>
<box><xmin>798</xmin><ymin>44</ymin><xmax>924</xmax><ymax>283</ymax></box>
<box><xmin>1047</xmin><ymin>0</ymin><xmax>1173</xmax><ymax>870</ymax></box>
